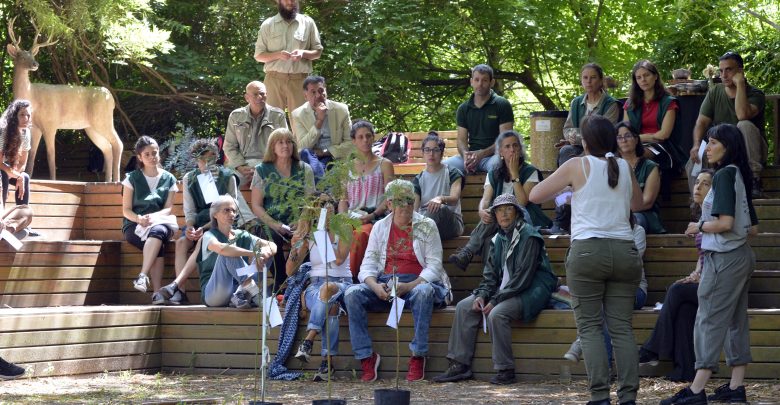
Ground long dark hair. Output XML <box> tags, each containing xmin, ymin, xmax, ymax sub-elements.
<box><xmin>707</xmin><ymin>124</ymin><xmax>754</xmax><ymax>199</ymax></box>
<box><xmin>494</xmin><ymin>130</ymin><xmax>526</xmax><ymax>182</ymax></box>
<box><xmin>615</xmin><ymin>121</ymin><xmax>645</xmax><ymax>159</ymax></box>
<box><xmin>0</xmin><ymin>99</ymin><xmax>31</xmax><ymax>167</ymax></box>
<box><xmin>582</xmin><ymin>115</ymin><xmax>620</xmax><ymax>188</ymax></box>
<box><xmin>627</xmin><ymin>60</ymin><xmax>667</xmax><ymax>111</ymax></box>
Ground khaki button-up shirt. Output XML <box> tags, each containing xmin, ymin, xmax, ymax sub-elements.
<box><xmin>223</xmin><ymin>105</ymin><xmax>288</xmax><ymax>168</ymax></box>
<box><xmin>254</xmin><ymin>13</ymin><xmax>323</xmax><ymax>74</ymax></box>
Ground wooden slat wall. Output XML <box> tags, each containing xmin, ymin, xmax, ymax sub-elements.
<box><xmin>0</xmin><ymin>241</ymin><xmax>121</xmax><ymax>307</ymax></box>
<box><xmin>0</xmin><ymin>306</ymin><xmax>161</xmax><ymax>377</ymax></box>
<box><xmin>159</xmin><ymin>307</ymin><xmax>780</xmax><ymax>380</ymax></box>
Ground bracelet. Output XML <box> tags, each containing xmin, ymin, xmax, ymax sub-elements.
<box><xmin>698</xmin><ymin>220</ymin><xmax>705</xmax><ymax>233</ymax></box>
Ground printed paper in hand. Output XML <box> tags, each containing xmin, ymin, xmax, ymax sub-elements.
<box><xmin>236</xmin><ymin>259</ymin><xmax>258</xmax><ymax>277</ymax></box>
<box><xmin>0</xmin><ymin>229</ymin><xmax>23</xmax><ymax>250</ymax></box>
<box><xmin>313</xmin><ymin>230</ymin><xmax>336</xmax><ymax>262</ymax></box>
<box><xmin>197</xmin><ymin>172</ymin><xmax>220</xmax><ymax>204</ymax></box>
<box><xmin>554</xmin><ymin>191</ymin><xmax>571</xmax><ymax>208</ymax></box>
<box><xmin>386</xmin><ymin>296</ymin><xmax>405</xmax><ymax>329</ymax></box>
<box><xmin>264</xmin><ymin>297</ymin><xmax>283</xmax><ymax>327</ymax></box>
<box><xmin>691</xmin><ymin>140</ymin><xmax>707</xmax><ymax>178</ymax></box>
<box><xmin>317</xmin><ymin>207</ymin><xmax>328</xmax><ymax>231</ymax></box>
<box><xmin>389</xmin><ymin>276</ymin><xmax>398</xmax><ymax>298</ymax></box>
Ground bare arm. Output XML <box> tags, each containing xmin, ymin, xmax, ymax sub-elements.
<box><xmin>251</xmin><ymin>182</ymin><xmax>284</xmax><ymax>232</ymax></box>
<box><xmin>373</xmin><ymin>159</ymin><xmax>395</xmax><ymax>216</ymax></box>
<box><xmin>641</xmin><ymin>109</ymin><xmax>677</xmax><ymax>142</ymax></box>
<box><xmin>456</xmin><ymin>126</ymin><xmax>469</xmax><ymax>156</ymax></box>
<box><xmin>529</xmin><ymin>158</ymin><xmax>577</xmax><ymax>204</ymax></box>
<box><xmin>479</xmin><ymin>183</ymin><xmax>495</xmax><ymax>224</ymax></box>
<box><xmin>122</xmin><ymin>184</ymin><xmax>139</xmax><ymax>222</ymax></box>
<box><xmin>285</xmin><ymin>235</ymin><xmax>309</xmax><ymax>276</ymax></box>
<box><xmin>690</xmin><ymin>114</ymin><xmax>713</xmax><ymax>162</ymax></box>
<box><xmin>637</xmin><ymin>166</ymin><xmax>661</xmax><ymax>211</ymax></box>
<box><xmin>734</xmin><ymin>74</ymin><xmax>759</xmax><ymax>120</ymax></box>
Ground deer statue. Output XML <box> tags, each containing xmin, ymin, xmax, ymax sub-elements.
<box><xmin>6</xmin><ymin>17</ymin><xmax>123</xmax><ymax>182</ymax></box>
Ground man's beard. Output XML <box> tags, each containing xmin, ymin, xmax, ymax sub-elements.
<box><xmin>279</xmin><ymin>2</ymin><xmax>298</xmax><ymax>20</ymax></box>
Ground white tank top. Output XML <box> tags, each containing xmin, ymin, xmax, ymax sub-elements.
<box><xmin>308</xmin><ymin>236</ymin><xmax>351</xmax><ymax>278</ymax></box>
<box><xmin>571</xmin><ymin>156</ymin><xmax>634</xmax><ymax>241</ymax></box>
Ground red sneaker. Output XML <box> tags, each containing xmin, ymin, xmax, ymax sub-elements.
<box><xmin>360</xmin><ymin>352</ymin><xmax>381</xmax><ymax>382</ymax></box>
<box><xmin>406</xmin><ymin>356</ymin><xmax>426</xmax><ymax>381</ymax></box>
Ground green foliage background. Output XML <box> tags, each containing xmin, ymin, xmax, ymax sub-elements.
<box><xmin>1</xmin><ymin>0</ymin><xmax>779</xmax><ymax>160</ymax></box>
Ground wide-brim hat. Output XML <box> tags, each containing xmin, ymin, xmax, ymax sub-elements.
<box><xmin>489</xmin><ymin>193</ymin><xmax>523</xmax><ymax>214</ymax></box>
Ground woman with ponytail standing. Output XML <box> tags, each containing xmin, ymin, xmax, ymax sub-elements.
<box><xmin>530</xmin><ymin>115</ymin><xmax>643</xmax><ymax>405</ymax></box>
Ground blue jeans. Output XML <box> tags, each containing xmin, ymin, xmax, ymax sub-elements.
<box><xmin>305</xmin><ymin>276</ymin><xmax>352</xmax><ymax>356</ymax></box>
<box><xmin>300</xmin><ymin>149</ymin><xmax>332</xmax><ymax>182</ymax></box>
<box><xmin>202</xmin><ymin>255</ymin><xmax>259</xmax><ymax>307</ymax></box>
<box><xmin>443</xmin><ymin>154</ymin><xmax>500</xmax><ymax>174</ymax></box>
<box><xmin>345</xmin><ymin>273</ymin><xmax>447</xmax><ymax>359</ymax></box>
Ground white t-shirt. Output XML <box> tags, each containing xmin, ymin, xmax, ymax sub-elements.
<box><xmin>122</xmin><ymin>171</ymin><xmax>180</xmax><ymax>194</ymax></box>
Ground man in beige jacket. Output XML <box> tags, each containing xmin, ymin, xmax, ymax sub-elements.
<box><xmin>292</xmin><ymin>75</ymin><xmax>354</xmax><ymax>180</ymax></box>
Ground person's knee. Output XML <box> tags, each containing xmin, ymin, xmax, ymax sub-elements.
<box><xmin>411</xmin><ymin>282</ymin><xmax>433</xmax><ymax>300</ymax></box>
<box><xmin>320</xmin><ymin>282</ymin><xmax>340</xmax><ymax>302</ymax></box>
<box><xmin>736</xmin><ymin>120</ymin><xmax>760</xmax><ymax>135</ymax></box>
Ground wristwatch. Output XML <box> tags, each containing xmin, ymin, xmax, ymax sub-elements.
<box><xmin>698</xmin><ymin>220</ymin><xmax>705</xmax><ymax>233</ymax></box>
<box><xmin>511</xmin><ymin>177</ymin><xmax>522</xmax><ymax>183</ymax></box>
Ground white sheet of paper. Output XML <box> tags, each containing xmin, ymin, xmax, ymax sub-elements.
<box><xmin>554</xmin><ymin>191</ymin><xmax>571</xmax><ymax>208</ymax></box>
<box><xmin>691</xmin><ymin>140</ymin><xmax>707</xmax><ymax>178</ymax></box>
<box><xmin>0</xmin><ymin>229</ymin><xmax>23</xmax><ymax>250</ymax></box>
<box><xmin>646</xmin><ymin>145</ymin><xmax>661</xmax><ymax>156</ymax></box>
<box><xmin>236</xmin><ymin>259</ymin><xmax>258</xmax><ymax>277</ymax></box>
<box><xmin>317</xmin><ymin>207</ymin><xmax>328</xmax><ymax>231</ymax></box>
<box><xmin>389</xmin><ymin>276</ymin><xmax>398</xmax><ymax>298</ymax></box>
<box><xmin>482</xmin><ymin>311</ymin><xmax>488</xmax><ymax>334</ymax></box>
<box><xmin>197</xmin><ymin>172</ymin><xmax>220</xmax><ymax>204</ymax></box>
<box><xmin>535</xmin><ymin>119</ymin><xmax>551</xmax><ymax>132</ymax></box>
<box><xmin>264</xmin><ymin>297</ymin><xmax>283</xmax><ymax>327</ymax></box>
<box><xmin>386</xmin><ymin>296</ymin><xmax>405</xmax><ymax>329</ymax></box>
<box><xmin>653</xmin><ymin>302</ymin><xmax>664</xmax><ymax>311</ymax></box>
<box><xmin>313</xmin><ymin>230</ymin><xmax>336</xmax><ymax>262</ymax></box>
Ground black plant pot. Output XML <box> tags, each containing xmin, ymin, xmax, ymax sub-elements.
<box><xmin>312</xmin><ymin>400</ymin><xmax>347</xmax><ymax>405</ymax></box>
<box><xmin>374</xmin><ymin>389</ymin><xmax>410</xmax><ymax>405</ymax></box>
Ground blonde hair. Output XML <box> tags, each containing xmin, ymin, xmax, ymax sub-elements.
<box><xmin>263</xmin><ymin>128</ymin><xmax>300</xmax><ymax>163</ymax></box>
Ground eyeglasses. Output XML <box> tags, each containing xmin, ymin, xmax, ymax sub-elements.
<box><xmin>221</xmin><ymin>207</ymin><xmax>237</xmax><ymax>214</ymax></box>
<box><xmin>616</xmin><ymin>135</ymin><xmax>634</xmax><ymax>141</ymax></box>
<box><xmin>391</xmin><ymin>197</ymin><xmax>414</xmax><ymax>207</ymax></box>
<box><xmin>422</xmin><ymin>147</ymin><xmax>443</xmax><ymax>154</ymax></box>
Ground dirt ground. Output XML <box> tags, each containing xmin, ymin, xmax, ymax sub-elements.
<box><xmin>0</xmin><ymin>373</ymin><xmax>779</xmax><ymax>404</ymax></box>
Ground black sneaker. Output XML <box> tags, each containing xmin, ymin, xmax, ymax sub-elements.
<box><xmin>312</xmin><ymin>360</ymin><xmax>334</xmax><ymax>382</ymax></box>
<box><xmin>707</xmin><ymin>384</ymin><xmax>746</xmax><ymax>403</ymax></box>
<box><xmin>169</xmin><ymin>290</ymin><xmax>189</xmax><ymax>305</ymax></box>
<box><xmin>659</xmin><ymin>387</ymin><xmax>707</xmax><ymax>405</ymax></box>
<box><xmin>752</xmin><ymin>178</ymin><xmax>763</xmax><ymax>199</ymax></box>
<box><xmin>295</xmin><ymin>339</ymin><xmax>313</xmax><ymax>363</ymax></box>
<box><xmin>448</xmin><ymin>247</ymin><xmax>473</xmax><ymax>271</ymax></box>
<box><xmin>432</xmin><ymin>359</ymin><xmax>473</xmax><ymax>383</ymax></box>
<box><xmin>0</xmin><ymin>357</ymin><xmax>25</xmax><ymax>380</ymax></box>
<box><xmin>159</xmin><ymin>282</ymin><xmax>179</xmax><ymax>300</ymax></box>
<box><xmin>639</xmin><ymin>348</ymin><xmax>659</xmax><ymax>366</ymax></box>
<box><xmin>229</xmin><ymin>289</ymin><xmax>252</xmax><ymax>309</ymax></box>
<box><xmin>489</xmin><ymin>368</ymin><xmax>516</xmax><ymax>385</ymax></box>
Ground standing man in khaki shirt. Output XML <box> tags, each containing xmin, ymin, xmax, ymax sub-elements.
<box><xmin>254</xmin><ymin>0</ymin><xmax>324</xmax><ymax>115</ymax></box>
<box><xmin>223</xmin><ymin>81</ymin><xmax>288</xmax><ymax>186</ymax></box>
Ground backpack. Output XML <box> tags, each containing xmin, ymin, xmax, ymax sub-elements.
<box><xmin>375</xmin><ymin>131</ymin><xmax>410</xmax><ymax>163</ymax></box>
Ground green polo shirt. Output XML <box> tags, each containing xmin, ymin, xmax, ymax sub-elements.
<box><xmin>699</xmin><ymin>83</ymin><xmax>765</xmax><ymax>134</ymax></box>
<box><xmin>456</xmin><ymin>90</ymin><xmax>514</xmax><ymax>151</ymax></box>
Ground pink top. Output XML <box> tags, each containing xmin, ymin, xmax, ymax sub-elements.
<box><xmin>347</xmin><ymin>161</ymin><xmax>384</xmax><ymax>210</ymax></box>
